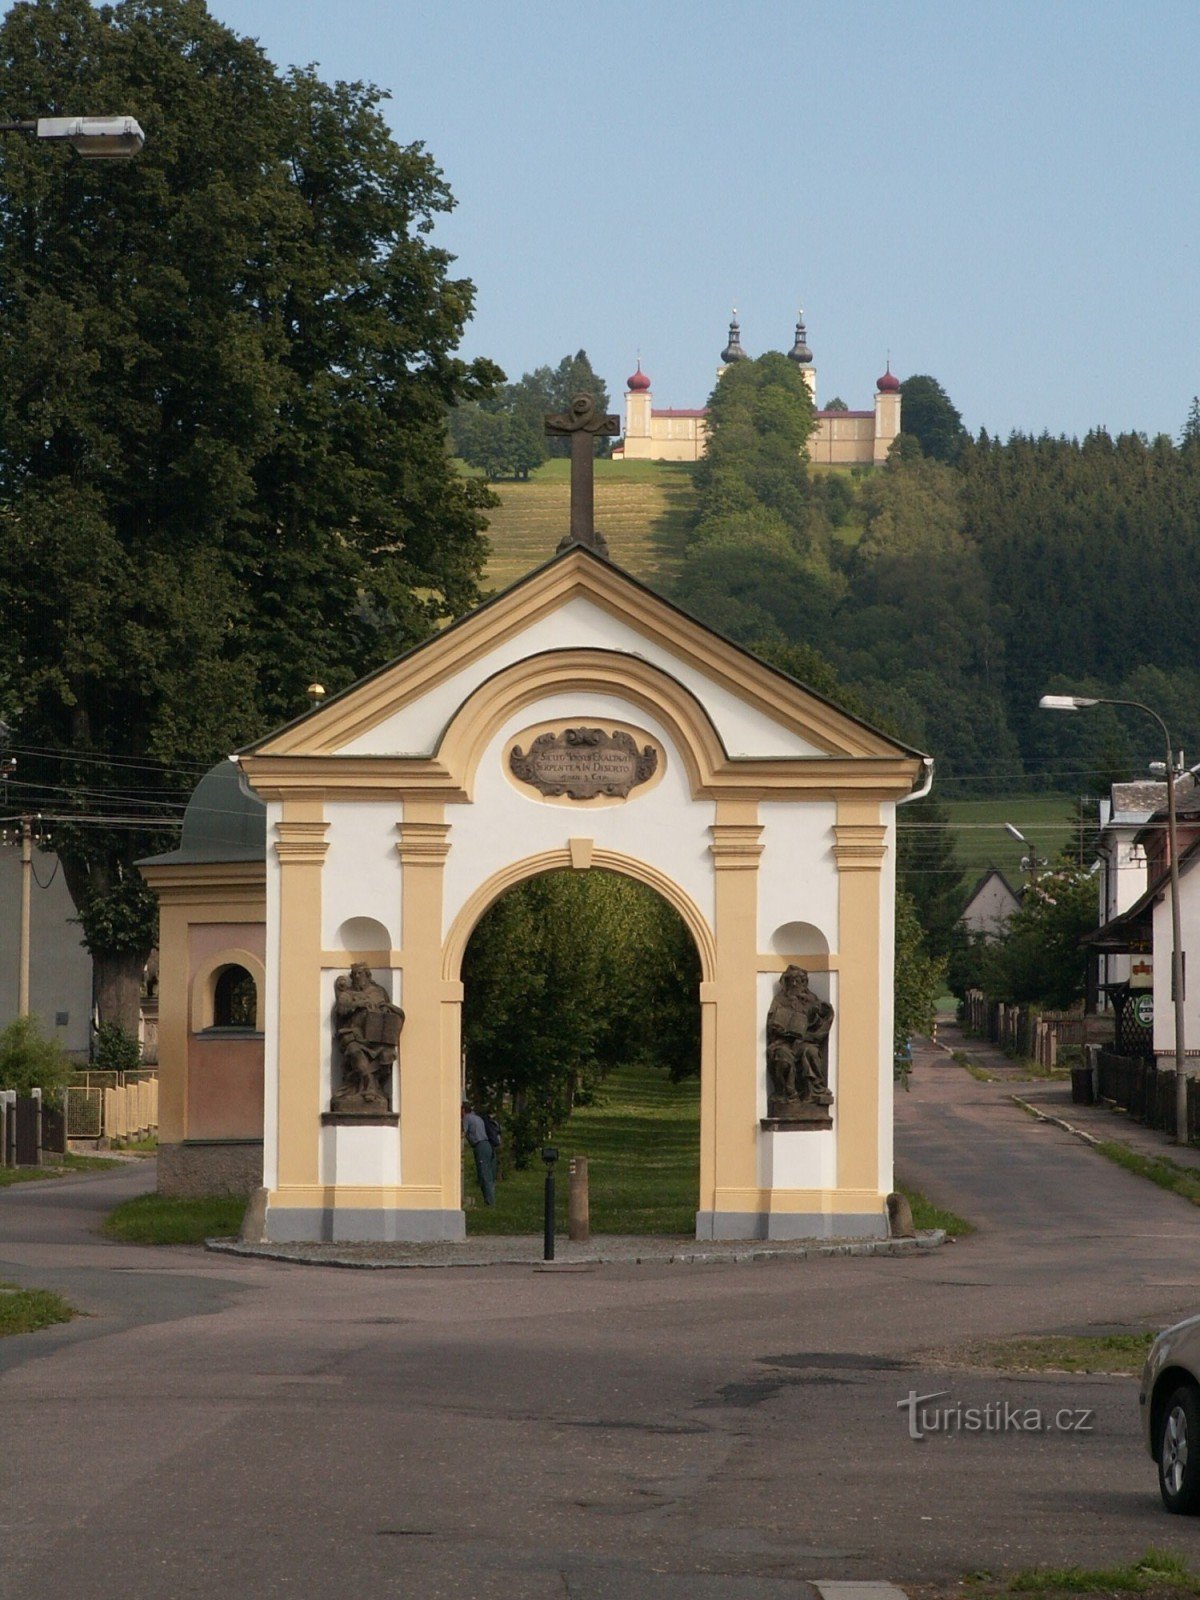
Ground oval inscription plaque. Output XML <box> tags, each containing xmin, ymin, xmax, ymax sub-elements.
<box><xmin>509</xmin><ymin>726</ymin><xmax>658</xmax><ymax>800</ymax></box>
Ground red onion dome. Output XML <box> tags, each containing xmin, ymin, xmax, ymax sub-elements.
<box><xmin>876</xmin><ymin>363</ymin><xmax>901</xmax><ymax>393</ymax></box>
<box><xmin>627</xmin><ymin>362</ymin><xmax>651</xmax><ymax>392</ymax></box>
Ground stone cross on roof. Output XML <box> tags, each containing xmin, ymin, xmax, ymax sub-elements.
<box><xmin>544</xmin><ymin>393</ymin><xmax>620</xmax><ymax>558</ymax></box>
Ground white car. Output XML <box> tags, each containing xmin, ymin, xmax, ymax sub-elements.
<box><xmin>1141</xmin><ymin>1314</ymin><xmax>1200</xmax><ymax>1513</ymax></box>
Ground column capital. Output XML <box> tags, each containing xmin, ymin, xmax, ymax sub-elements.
<box><xmin>833</xmin><ymin>822</ymin><xmax>887</xmax><ymax>872</ymax></box>
<box><xmin>274</xmin><ymin>819</ymin><xmax>329</xmax><ymax>863</ymax></box>
<box><xmin>709</xmin><ymin>821</ymin><xmax>764</xmax><ymax>870</ymax></box>
<box><xmin>395</xmin><ymin>820</ymin><xmax>451</xmax><ymax>865</ymax></box>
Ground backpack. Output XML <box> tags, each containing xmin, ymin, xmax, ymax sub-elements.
<box><xmin>482</xmin><ymin>1114</ymin><xmax>503</xmax><ymax>1151</ymax></box>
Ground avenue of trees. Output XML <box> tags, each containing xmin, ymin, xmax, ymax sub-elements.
<box><xmin>0</xmin><ymin>0</ymin><xmax>502</xmax><ymax>1027</ymax></box>
<box><xmin>461</xmin><ymin>872</ymin><xmax>700</xmax><ymax>1163</ymax></box>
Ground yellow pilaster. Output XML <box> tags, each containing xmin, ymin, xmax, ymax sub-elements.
<box><xmin>274</xmin><ymin>799</ymin><xmax>329</xmax><ymax>1189</ymax></box>
<box><xmin>156</xmin><ymin>901</ymin><xmax>189</xmax><ymax>1144</ymax></box>
<box><xmin>708</xmin><ymin>801</ymin><xmax>763</xmax><ymax>1217</ymax></box>
<box><xmin>833</xmin><ymin>799</ymin><xmax>888</xmax><ymax>1193</ymax></box>
<box><xmin>396</xmin><ymin>806</ymin><xmax>453</xmax><ymax>1204</ymax></box>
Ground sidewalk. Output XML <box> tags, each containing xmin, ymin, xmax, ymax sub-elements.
<box><xmin>936</xmin><ymin>1018</ymin><xmax>1200</xmax><ymax>1173</ymax></box>
<box><xmin>208</xmin><ymin>1229</ymin><xmax>944</xmax><ymax>1270</ymax></box>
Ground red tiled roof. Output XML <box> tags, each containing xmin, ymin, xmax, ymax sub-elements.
<box><xmin>651</xmin><ymin>407</ymin><xmax>707</xmax><ymax>419</ymax></box>
<box><xmin>817</xmin><ymin>409</ymin><xmax>873</xmax><ymax>419</ymax></box>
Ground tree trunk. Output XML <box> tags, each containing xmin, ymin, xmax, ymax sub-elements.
<box><xmin>91</xmin><ymin>949</ymin><xmax>146</xmax><ymax>1037</ymax></box>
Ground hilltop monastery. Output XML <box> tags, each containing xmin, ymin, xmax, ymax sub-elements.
<box><xmin>613</xmin><ymin>314</ymin><xmax>902</xmax><ymax>468</ymax></box>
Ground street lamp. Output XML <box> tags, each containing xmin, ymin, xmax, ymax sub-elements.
<box><xmin>1039</xmin><ymin>693</ymin><xmax>1188</xmax><ymax>1143</ymax></box>
<box><xmin>0</xmin><ymin>116</ymin><xmax>144</xmax><ymax>160</ymax></box>
<box><xmin>1004</xmin><ymin>822</ymin><xmax>1040</xmax><ymax>884</ymax></box>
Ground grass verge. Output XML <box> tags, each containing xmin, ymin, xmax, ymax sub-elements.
<box><xmin>0</xmin><ymin>1280</ymin><xmax>77</xmax><ymax>1337</ymax></box>
<box><xmin>0</xmin><ymin>1152</ymin><xmax>124</xmax><ymax>1188</ymax></box>
<box><xmin>974</xmin><ymin>1549</ymin><xmax>1200</xmax><ymax>1595</ymax></box>
<box><xmin>897</xmin><ymin>1183</ymin><xmax>974</xmax><ymax>1237</ymax></box>
<box><xmin>467</xmin><ymin>1060</ymin><xmax>699</xmax><ymax>1236</ymax></box>
<box><xmin>953</xmin><ymin>1049</ymin><xmax>996</xmax><ymax>1083</ymax></box>
<box><xmin>960</xmin><ymin>1331</ymin><xmax>1154</xmax><ymax>1375</ymax></box>
<box><xmin>102</xmin><ymin>1192</ymin><xmax>246</xmax><ymax>1245</ymax></box>
<box><xmin>1097</xmin><ymin>1140</ymin><xmax>1200</xmax><ymax>1206</ymax></box>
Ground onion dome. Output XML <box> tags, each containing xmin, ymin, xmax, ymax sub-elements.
<box><xmin>721</xmin><ymin>312</ymin><xmax>748</xmax><ymax>363</ymax></box>
<box><xmin>876</xmin><ymin>362</ymin><xmax>901</xmax><ymax>394</ymax></box>
<box><xmin>787</xmin><ymin>315</ymin><xmax>812</xmax><ymax>365</ymax></box>
<box><xmin>626</xmin><ymin>362</ymin><xmax>651</xmax><ymax>392</ymax></box>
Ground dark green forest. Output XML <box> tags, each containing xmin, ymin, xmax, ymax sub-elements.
<box><xmin>669</xmin><ymin>356</ymin><xmax>1200</xmax><ymax>799</ymax></box>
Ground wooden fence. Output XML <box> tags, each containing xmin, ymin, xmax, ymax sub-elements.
<box><xmin>65</xmin><ymin>1074</ymin><xmax>157</xmax><ymax>1144</ymax></box>
<box><xmin>962</xmin><ymin>990</ymin><xmax>1112</xmax><ymax>1068</ymax></box>
<box><xmin>1091</xmin><ymin>1049</ymin><xmax>1200</xmax><ymax>1144</ymax></box>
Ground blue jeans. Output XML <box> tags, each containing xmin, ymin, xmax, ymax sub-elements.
<box><xmin>471</xmin><ymin>1140</ymin><xmax>496</xmax><ymax>1205</ymax></box>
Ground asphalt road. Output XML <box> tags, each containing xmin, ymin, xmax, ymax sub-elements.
<box><xmin>3</xmin><ymin>1045</ymin><xmax>1200</xmax><ymax>1600</ymax></box>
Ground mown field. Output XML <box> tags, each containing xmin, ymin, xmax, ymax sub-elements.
<box><xmin>475</xmin><ymin>458</ymin><xmax>697</xmax><ymax>590</ymax></box>
<box><xmin>936</xmin><ymin>793</ymin><xmax>1081</xmax><ymax>886</ymax></box>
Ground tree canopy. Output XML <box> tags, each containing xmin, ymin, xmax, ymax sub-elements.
<box><xmin>897</xmin><ymin>374</ymin><xmax>969</xmax><ymax>462</ymax></box>
<box><xmin>0</xmin><ymin>0</ymin><xmax>500</xmax><ymax>1024</ymax></box>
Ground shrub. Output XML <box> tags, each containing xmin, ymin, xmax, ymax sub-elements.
<box><xmin>0</xmin><ymin>1016</ymin><xmax>74</xmax><ymax>1099</ymax></box>
<box><xmin>93</xmin><ymin>1021</ymin><xmax>142</xmax><ymax>1076</ymax></box>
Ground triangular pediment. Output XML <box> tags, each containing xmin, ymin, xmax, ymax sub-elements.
<box><xmin>242</xmin><ymin>547</ymin><xmax>923</xmax><ymax>770</ymax></box>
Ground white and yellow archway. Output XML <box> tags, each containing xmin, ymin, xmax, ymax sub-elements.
<box><xmin>150</xmin><ymin>547</ymin><xmax>926</xmax><ymax>1242</ymax></box>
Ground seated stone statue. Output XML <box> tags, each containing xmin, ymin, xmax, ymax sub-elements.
<box><xmin>766</xmin><ymin>965</ymin><xmax>834</xmax><ymax>1119</ymax></box>
<box><xmin>331</xmin><ymin>963</ymin><xmax>405</xmax><ymax>1113</ymax></box>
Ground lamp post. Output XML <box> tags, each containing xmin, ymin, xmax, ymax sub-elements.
<box><xmin>0</xmin><ymin>116</ymin><xmax>144</xmax><ymax>159</ymax></box>
<box><xmin>1039</xmin><ymin>694</ymin><xmax>1188</xmax><ymax>1143</ymax></box>
<box><xmin>1004</xmin><ymin>822</ymin><xmax>1041</xmax><ymax>885</ymax></box>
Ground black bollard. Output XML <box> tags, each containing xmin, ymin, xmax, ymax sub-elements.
<box><xmin>542</xmin><ymin>1145</ymin><xmax>558</xmax><ymax>1261</ymax></box>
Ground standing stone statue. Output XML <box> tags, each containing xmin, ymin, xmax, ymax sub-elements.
<box><xmin>766</xmin><ymin>965</ymin><xmax>834</xmax><ymax>1121</ymax></box>
<box><xmin>331</xmin><ymin>963</ymin><xmax>405</xmax><ymax>1113</ymax></box>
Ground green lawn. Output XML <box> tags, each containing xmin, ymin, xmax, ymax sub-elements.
<box><xmin>476</xmin><ymin>458</ymin><xmax>697</xmax><ymax>590</ymax></box>
<box><xmin>466</xmin><ymin>1061</ymin><xmax>700</xmax><ymax>1236</ymax></box>
<box><xmin>102</xmin><ymin>1192</ymin><xmax>247</xmax><ymax>1245</ymax></box>
<box><xmin>0</xmin><ymin>1152</ymin><xmax>124</xmax><ymax>1188</ymax></box>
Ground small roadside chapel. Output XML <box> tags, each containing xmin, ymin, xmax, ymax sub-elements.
<box><xmin>141</xmin><ymin>397</ymin><xmax>930</xmax><ymax>1244</ymax></box>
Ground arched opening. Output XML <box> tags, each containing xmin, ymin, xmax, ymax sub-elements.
<box><xmin>211</xmin><ymin>964</ymin><xmax>258</xmax><ymax>1030</ymax></box>
<box><xmin>459</xmin><ymin>868</ymin><xmax>703</xmax><ymax>1235</ymax></box>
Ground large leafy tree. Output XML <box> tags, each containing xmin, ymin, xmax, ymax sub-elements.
<box><xmin>0</xmin><ymin>0</ymin><xmax>500</xmax><ymax>1028</ymax></box>
<box><xmin>897</xmin><ymin>374</ymin><xmax>968</xmax><ymax>462</ymax></box>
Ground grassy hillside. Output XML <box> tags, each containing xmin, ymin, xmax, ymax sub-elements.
<box><xmin>475</xmin><ymin>458</ymin><xmax>697</xmax><ymax>591</ymax></box>
<box><xmin>937</xmin><ymin>793</ymin><xmax>1081</xmax><ymax>887</ymax></box>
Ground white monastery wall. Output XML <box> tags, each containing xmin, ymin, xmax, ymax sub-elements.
<box><xmin>321</xmin><ymin>801</ymin><xmax>402</xmax><ymax>951</ymax></box>
<box><xmin>756</xmin><ymin>800</ymin><xmax>839</xmax><ymax>953</ymax></box>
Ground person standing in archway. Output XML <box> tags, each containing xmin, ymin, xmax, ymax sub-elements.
<box><xmin>462</xmin><ymin>1101</ymin><xmax>496</xmax><ymax>1206</ymax></box>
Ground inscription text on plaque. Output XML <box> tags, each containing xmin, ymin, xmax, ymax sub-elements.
<box><xmin>509</xmin><ymin>726</ymin><xmax>659</xmax><ymax>800</ymax></box>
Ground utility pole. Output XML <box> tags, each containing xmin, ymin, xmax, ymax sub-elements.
<box><xmin>18</xmin><ymin>817</ymin><xmax>32</xmax><ymax>1017</ymax></box>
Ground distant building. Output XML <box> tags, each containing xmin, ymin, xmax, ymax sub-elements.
<box><xmin>1094</xmin><ymin>781</ymin><xmax>1166</xmax><ymax>994</ymax></box>
<box><xmin>959</xmin><ymin>868</ymin><xmax>1021</xmax><ymax>940</ymax></box>
<box><xmin>612</xmin><ymin>313</ymin><xmax>902</xmax><ymax>467</ymax></box>
<box><xmin>0</xmin><ymin>845</ymin><xmax>92</xmax><ymax>1057</ymax></box>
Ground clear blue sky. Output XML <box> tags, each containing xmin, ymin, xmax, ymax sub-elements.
<box><xmin>213</xmin><ymin>1</ymin><xmax>1198</xmax><ymax>441</ymax></box>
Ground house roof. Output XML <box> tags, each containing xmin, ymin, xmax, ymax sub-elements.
<box><xmin>962</xmin><ymin>866</ymin><xmax>1021</xmax><ymax>912</ymax></box>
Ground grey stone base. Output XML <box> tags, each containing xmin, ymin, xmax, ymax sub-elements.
<box><xmin>263</xmin><ymin>1205</ymin><xmax>466</xmax><ymax>1244</ymax></box>
<box><xmin>695</xmin><ymin>1209</ymin><xmax>888</xmax><ymax>1242</ymax></box>
<box><xmin>158</xmin><ymin>1140</ymin><xmax>263</xmax><ymax>1199</ymax></box>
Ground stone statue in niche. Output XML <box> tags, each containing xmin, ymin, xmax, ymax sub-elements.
<box><xmin>766</xmin><ymin>965</ymin><xmax>834</xmax><ymax>1123</ymax></box>
<box><xmin>331</xmin><ymin>963</ymin><xmax>405</xmax><ymax>1113</ymax></box>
